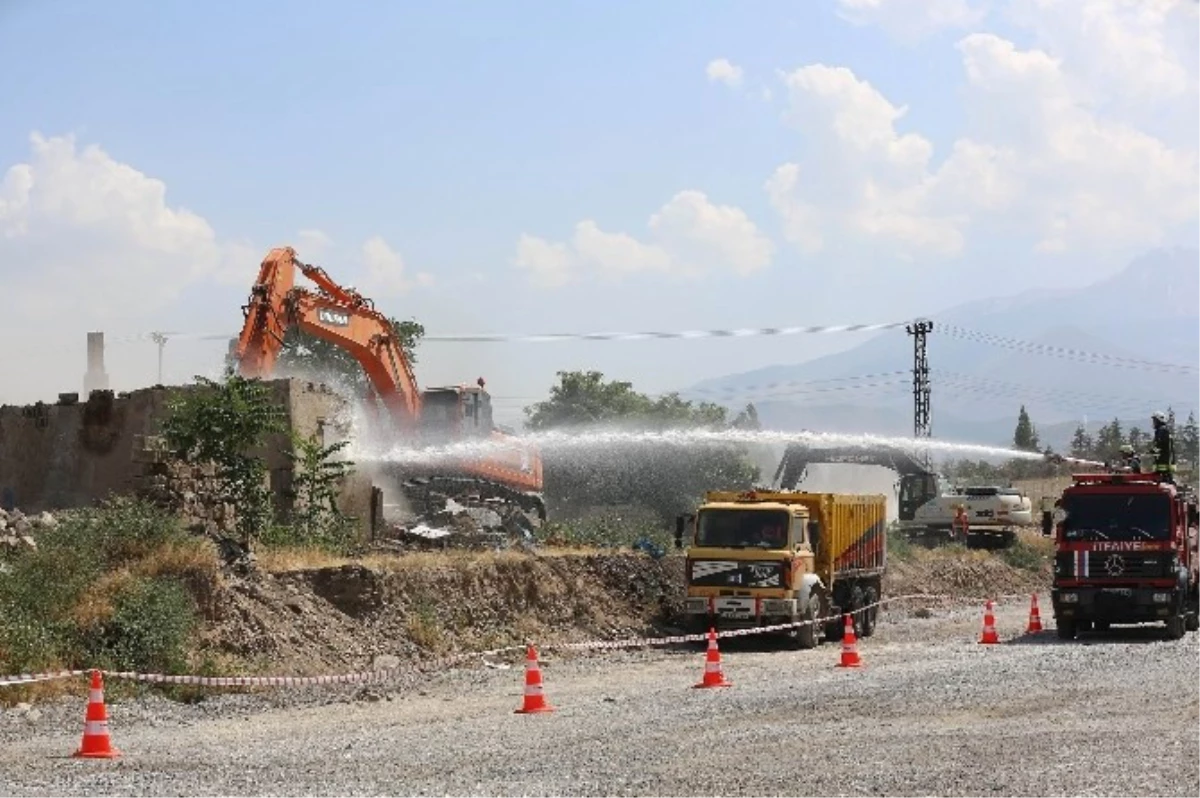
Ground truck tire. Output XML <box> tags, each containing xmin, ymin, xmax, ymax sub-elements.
<box><xmin>861</xmin><ymin>586</ymin><xmax>879</xmax><ymax>638</ymax></box>
<box><xmin>849</xmin><ymin>585</ymin><xmax>866</xmax><ymax>638</ymax></box>
<box><xmin>1165</xmin><ymin>612</ymin><xmax>1185</xmax><ymax>641</ymax></box>
<box><xmin>793</xmin><ymin>595</ymin><xmax>820</xmax><ymax>650</ymax></box>
<box><xmin>1186</xmin><ymin>612</ymin><xmax>1199</xmax><ymax>633</ymax></box>
<box><xmin>1056</xmin><ymin>620</ymin><xmax>1076</xmax><ymax>640</ymax></box>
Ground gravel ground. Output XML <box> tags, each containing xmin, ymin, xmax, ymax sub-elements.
<box><xmin>2</xmin><ymin>602</ymin><xmax>1197</xmax><ymax>797</ymax></box>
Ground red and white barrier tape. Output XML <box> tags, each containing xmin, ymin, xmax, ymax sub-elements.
<box><xmin>0</xmin><ymin>592</ymin><xmax>1034</xmax><ymax>689</ymax></box>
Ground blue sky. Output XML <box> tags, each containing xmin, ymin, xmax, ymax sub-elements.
<box><xmin>1</xmin><ymin>0</ymin><xmax>1196</xmax><ymax>422</ymax></box>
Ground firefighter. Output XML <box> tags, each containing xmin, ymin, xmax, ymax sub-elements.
<box><xmin>1148</xmin><ymin>411</ymin><xmax>1177</xmax><ymax>484</ymax></box>
<box><xmin>1117</xmin><ymin>444</ymin><xmax>1141</xmax><ymax>473</ymax></box>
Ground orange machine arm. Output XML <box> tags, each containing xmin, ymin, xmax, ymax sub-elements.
<box><xmin>234</xmin><ymin>247</ymin><xmax>422</xmax><ymax>426</ymax></box>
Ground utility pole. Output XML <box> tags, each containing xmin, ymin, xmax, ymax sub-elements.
<box><xmin>906</xmin><ymin>319</ymin><xmax>934</xmax><ymax>464</ymax></box>
<box><xmin>150</xmin><ymin>332</ymin><xmax>168</xmax><ymax>385</ymax></box>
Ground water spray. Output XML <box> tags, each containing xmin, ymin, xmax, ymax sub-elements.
<box><xmin>352</xmin><ymin>427</ymin><xmax>1107</xmax><ymax>469</ymax></box>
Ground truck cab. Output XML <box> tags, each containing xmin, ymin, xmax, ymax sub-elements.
<box><xmin>675</xmin><ymin>490</ymin><xmax>887</xmax><ymax>649</ymax></box>
<box><xmin>1050</xmin><ymin>472</ymin><xmax>1199</xmax><ymax>640</ymax></box>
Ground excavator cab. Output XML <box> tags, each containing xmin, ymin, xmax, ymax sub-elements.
<box><xmin>419</xmin><ymin>385</ymin><xmax>495</xmax><ymax>442</ymax></box>
<box><xmin>897</xmin><ymin>472</ymin><xmax>940</xmax><ymax>521</ymax></box>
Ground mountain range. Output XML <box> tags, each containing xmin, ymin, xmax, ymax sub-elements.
<box><xmin>683</xmin><ymin>248</ymin><xmax>1199</xmax><ymax>452</ymax></box>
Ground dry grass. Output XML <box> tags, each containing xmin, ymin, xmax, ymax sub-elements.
<box><xmin>254</xmin><ymin>544</ymin><xmax>641</xmax><ymax>575</ymax></box>
<box><xmin>67</xmin><ymin>539</ymin><xmax>221</xmax><ymax>628</ymax></box>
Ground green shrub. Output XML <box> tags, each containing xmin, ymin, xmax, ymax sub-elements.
<box><xmin>0</xmin><ymin>498</ymin><xmax>197</xmax><ymax>675</ymax></box>
<box><xmin>84</xmin><ymin>578</ymin><xmax>196</xmax><ymax>674</ymax></box>
<box><xmin>1000</xmin><ymin>537</ymin><xmax>1048</xmax><ymax>572</ymax></box>
<box><xmin>535</xmin><ymin>515</ymin><xmax>672</xmax><ymax>552</ymax></box>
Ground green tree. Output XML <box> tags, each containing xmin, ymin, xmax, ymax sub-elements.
<box><xmin>1126</xmin><ymin>425</ymin><xmax>1149</xmax><ymax>454</ymax></box>
<box><xmin>283</xmin><ymin>433</ymin><xmax>356</xmax><ymax>548</ymax></box>
<box><xmin>1179</xmin><ymin>412</ymin><xmax>1199</xmax><ymax>478</ymax></box>
<box><xmin>1069</xmin><ymin>424</ymin><xmax>1095</xmax><ymax>460</ymax></box>
<box><xmin>1013</xmin><ymin>405</ymin><xmax>1040</xmax><ymax>452</ymax></box>
<box><xmin>161</xmin><ymin>371</ymin><xmax>286</xmax><ymax>546</ymax></box>
<box><xmin>525</xmin><ymin>371</ymin><xmax>760</xmax><ymax>524</ymax></box>
<box><xmin>1094</xmin><ymin>418</ymin><xmax>1125</xmax><ymax>464</ymax></box>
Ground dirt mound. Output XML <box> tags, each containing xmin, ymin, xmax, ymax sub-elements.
<box><xmin>192</xmin><ymin>537</ymin><xmax>1052</xmax><ymax>676</ymax></box>
<box><xmin>885</xmin><ymin>534</ymin><xmax>1052</xmax><ymax>606</ymax></box>
<box><xmin>195</xmin><ymin>551</ymin><xmax>686</xmax><ymax>676</ymax></box>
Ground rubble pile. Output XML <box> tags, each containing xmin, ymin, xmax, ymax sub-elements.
<box><xmin>378</xmin><ymin>495</ymin><xmax>538</xmax><ymax>552</ymax></box>
<box><xmin>0</xmin><ymin>507</ymin><xmax>57</xmax><ymax>553</ymax></box>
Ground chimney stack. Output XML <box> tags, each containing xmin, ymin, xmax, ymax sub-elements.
<box><xmin>84</xmin><ymin>331</ymin><xmax>109</xmax><ymax>396</ymax></box>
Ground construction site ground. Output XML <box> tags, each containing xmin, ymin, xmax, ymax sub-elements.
<box><xmin>1</xmin><ymin>602</ymin><xmax>1197</xmax><ymax>797</ymax></box>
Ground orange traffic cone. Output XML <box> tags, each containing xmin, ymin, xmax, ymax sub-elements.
<box><xmin>1026</xmin><ymin>593</ymin><xmax>1044</xmax><ymax>634</ymax></box>
<box><xmin>514</xmin><ymin>645</ymin><xmax>554</xmax><ymax>714</ymax></box>
<box><xmin>835</xmin><ymin>614</ymin><xmax>863</xmax><ymax>668</ymax></box>
<box><xmin>979</xmin><ymin>600</ymin><xmax>1000</xmax><ymax>644</ymax></box>
<box><xmin>74</xmin><ymin>670</ymin><xmax>120</xmax><ymax>759</ymax></box>
<box><xmin>693</xmin><ymin>628</ymin><xmax>732</xmax><ymax>688</ymax></box>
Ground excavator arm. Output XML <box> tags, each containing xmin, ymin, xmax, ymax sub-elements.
<box><xmin>234</xmin><ymin>247</ymin><xmax>422</xmax><ymax>424</ymax></box>
<box><xmin>232</xmin><ymin>246</ymin><xmax>547</xmax><ymax>525</ymax></box>
<box><xmin>773</xmin><ymin>443</ymin><xmax>934</xmax><ymax>489</ymax></box>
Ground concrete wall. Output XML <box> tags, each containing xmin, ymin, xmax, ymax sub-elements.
<box><xmin>0</xmin><ymin>378</ymin><xmax>376</xmax><ymax>538</ymax></box>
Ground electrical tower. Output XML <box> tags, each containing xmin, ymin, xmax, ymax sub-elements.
<box><xmin>906</xmin><ymin>319</ymin><xmax>934</xmax><ymax>460</ymax></box>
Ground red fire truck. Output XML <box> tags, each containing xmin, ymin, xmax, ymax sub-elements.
<box><xmin>1050</xmin><ymin>472</ymin><xmax>1199</xmax><ymax>640</ymax></box>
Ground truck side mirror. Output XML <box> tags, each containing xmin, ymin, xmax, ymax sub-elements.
<box><xmin>1041</xmin><ymin>510</ymin><xmax>1053</xmax><ymax>537</ymax></box>
<box><xmin>674</xmin><ymin>516</ymin><xmax>685</xmax><ymax>549</ymax></box>
<box><xmin>807</xmin><ymin>520</ymin><xmax>821</xmax><ymax>550</ymax></box>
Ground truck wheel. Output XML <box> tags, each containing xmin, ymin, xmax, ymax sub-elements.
<box><xmin>825</xmin><ymin>612</ymin><xmax>844</xmax><ymax>643</ymax></box>
<box><xmin>861</xmin><ymin>586</ymin><xmax>879</xmax><ymax>638</ymax></box>
<box><xmin>1056</xmin><ymin>620</ymin><xmax>1076</xmax><ymax>640</ymax></box>
<box><xmin>1165</xmin><ymin>613</ymin><xmax>1185</xmax><ymax>641</ymax></box>
<box><xmin>1185</xmin><ymin>612</ymin><xmax>1199</xmax><ymax>633</ymax></box>
<box><xmin>794</xmin><ymin>595</ymin><xmax>819</xmax><ymax>650</ymax></box>
<box><xmin>849</xmin><ymin>586</ymin><xmax>866</xmax><ymax>638</ymax></box>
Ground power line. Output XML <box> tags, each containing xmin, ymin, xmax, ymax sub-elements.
<box><xmin>938</xmin><ymin>324</ymin><xmax>1198</xmax><ymax>375</ymax></box>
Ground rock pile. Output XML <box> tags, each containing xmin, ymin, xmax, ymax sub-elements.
<box><xmin>0</xmin><ymin>507</ymin><xmax>57</xmax><ymax>553</ymax></box>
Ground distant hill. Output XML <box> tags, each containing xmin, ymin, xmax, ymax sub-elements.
<box><xmin>685</xmin><ymin>247</ymin><xmax>1199</xmax><ymax>447</ymax></box>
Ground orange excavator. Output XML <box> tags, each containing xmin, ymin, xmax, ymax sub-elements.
<box><xmin>232</xmin><ymin>246</ymin><xmax>546</xmax><ymax>524</ymax></box>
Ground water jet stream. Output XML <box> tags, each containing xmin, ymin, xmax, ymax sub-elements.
<box><xmin>352</xmin><ymin>428</ymin><xmax>1105</xmax><ymax>470</ymax></box>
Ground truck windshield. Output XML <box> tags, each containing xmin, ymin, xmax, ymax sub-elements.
<box><xmin>1061</xmin><ymin>494</ymin><xmax>1171</xmax><ymax>541</ymax></box>
<box><xmin>696</xmin><ymin>509</ymin><xmax>790</xmax><ymax>548</ymax></box>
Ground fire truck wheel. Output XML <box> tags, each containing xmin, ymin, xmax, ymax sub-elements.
<box><xmin>1056</xmin><ymin>620</ymin><xmax>1077</xmax><ymax>640</ymax></box>
<box><xmin>1165</xmin><ymin>612</ymin><xmax>1185</xmax><ymax>641</ymax></box>
<box><xmin>1186</xmin><ymin>612</ymin><xmax>1199</xmax><ymax>632</ymax></box>
<box><xmin>1166</xmin><ymin>615</ymin><xmax>1185</xmax><ymax>640</ymax></box>
<box><xmin>861</xmin><ymin>586</ymin><xmax>879</xmax><ymax>637</ymax></box>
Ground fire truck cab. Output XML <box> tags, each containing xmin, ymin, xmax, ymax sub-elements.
<box><xmin>1050</xmin><ymin>472</ymin><xmax>1199</xmax><ymax>640</ymax></box>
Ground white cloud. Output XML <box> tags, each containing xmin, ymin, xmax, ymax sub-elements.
<box><xmin>360</xmin><ymin>235</ymin><xmax>434</xmax><ymax>296</ymax></box>
<box><xmin>0</xmin><ymin>132</ymin><xmax>245</xmax><ymax>326</ymax></box>
<box><xmin>705</xmin><ymin>58</ymin><xmax>744</xmax><ymax>88</ymax></box>
<box><xmin>513</xmin><ymin>233</ymin><xmax>574</xmax><ymax>288</ymax></box>
<box><xmin>513</xmin><ymin>191</ymin><xmax>773</xmax><ymax>287</ymax></box>
<box><xmin>1006</xmin><ymin>0</ymin><xmax>1197</xmax><ymax>109</ymax></box>
<box><xmin>770</xmin><ymin>64</ymin><xmax>965</xmax><ymax>258</ymax></box>
<box><xmin>766</xmin><ymin>7</ymin><xmax>1199</xmax><ymax>261</ymax></box>
<box><xmin>837</xmin><ymin>0</ymin><xmax>987</xmax><ymax>42</ymax></box>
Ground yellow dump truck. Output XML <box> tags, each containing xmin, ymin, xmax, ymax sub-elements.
<box><xmin>674</xmin><ymin>489</ymin><xmax>888</xmax><ymax>648</ymax></box>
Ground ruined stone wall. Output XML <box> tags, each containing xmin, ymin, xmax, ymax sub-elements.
<box><xmin>0</xmin><ymin>378</ymin><xmax>377</xmax><ymax>540</ymax></box>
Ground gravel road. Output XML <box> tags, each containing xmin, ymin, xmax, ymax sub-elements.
<box><xmin>2</xmin><ymin>602</ymin><xmax>1197</xmax><ymax>797</ymax></box>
